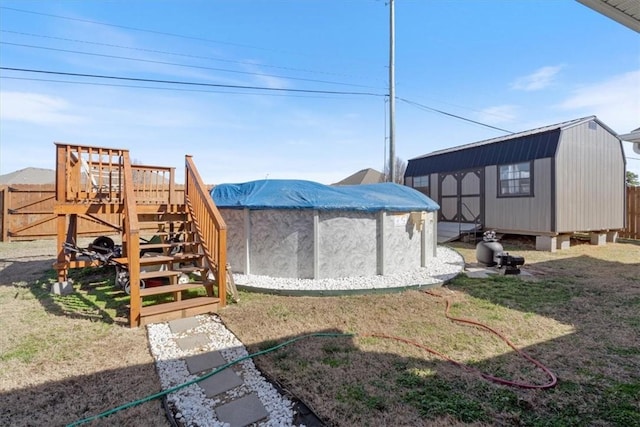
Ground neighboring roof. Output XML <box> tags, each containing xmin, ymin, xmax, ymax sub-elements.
<box><xmin>0</xmin><ymin>167</ymin><xmax>55</xmax><ymax>185</ymax></box>
<box><xmin>576</xmin><ymin>0</ymin><xmax>640</xmax><ymax>33</ymax></box>
<box><xmin>406</xmin><ymin>116</ymin><xmax>615</xmax><ymax>177</ymax></box>
<box><xmin>333</xmin><ymin>168</ymin><xmax>385</xmax><ymax>186</ymax></box>
<box><xmin>212</xmin><ymin>179</ymin><xmax>439</xmax><ymax>212</ymax></box>
<box><xmin>619</xmin><ymin>127</ymin><xmax>640</xmax><ymax>143</ymax></box>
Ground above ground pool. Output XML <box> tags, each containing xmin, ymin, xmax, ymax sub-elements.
<box><xmin>211</xmin><ymin>179</ymin><xmax>441</xmax><ymax>281</ymax></box>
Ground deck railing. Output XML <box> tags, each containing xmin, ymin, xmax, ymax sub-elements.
<box><xmin>184</xmin><ymin>155</ymin><xmax>227</xmax><ymax>306</ymax></box>
<box><xmin>55</xmin><ymin>142</ymin><xmax>175</xmax><ymax>205</ymax></box>
<box><xmin>56</xmin><ymin>143</ymin><xmax>125</xmax><ymax>204</ymax></box>
<box><xmin>131</xmin><ymin>165</ymin><xmax>176</xmax><ymax>204</ymax></box>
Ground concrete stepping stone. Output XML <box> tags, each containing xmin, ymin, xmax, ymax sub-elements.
<box><xmin>185</xmin><ymin>350</ymin><xmax>227</xmax><ymax>374</ymax></box>
<box><xmin>215</xmin><ymin>393</ymin><xmax>269</xmax><ymax>427</ymax></box>
<box><xmin>168</xmin><ymin>316</ymin><xmax>201</xmax><ymax>334</ymax></box>
<box><xmin>198</xmin><ymin>368</ymin><xmax>243</xmax><ymax>397</ymax></box>
<box><xmin>175</xmin><ymin>333</ymin><xmax>210</xmax><ymax>351</ymax></box>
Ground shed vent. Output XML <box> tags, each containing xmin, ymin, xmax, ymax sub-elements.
<box><xmin>588</xmin><ymin>121</ymin><xmax>597</xmax><ymax>130</ymax></box>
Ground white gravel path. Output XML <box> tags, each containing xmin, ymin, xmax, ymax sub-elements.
<box><xmin>148</xmin><ymin>315</ymin><xmax>296</xmax><ymax>427</ymax></box>
<box><xmin>147</xmin><ymin>246</ymin><xmax>465</xmax><ymax>426</ymax></box>
<box><xmin>233</xmin><ymin>246</ymin><xmax>465</xmax><ymax>293</ymax></box>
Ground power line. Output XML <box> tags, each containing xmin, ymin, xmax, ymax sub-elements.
<box><xmin>1</xmin><ymin>42</ymin><xmax>381</xmax><ymax>89</ymax></box>
<box><xmin>397</xmin><ymin>97</ymin><xmax>514</xmax><ymax>134</ymax></box>
<box><xmin>0</xmin><ymin>6</ymin><xmax>277</xmax><ymax>51</ymax></box>
<box><xmin>1</xmin><ymin>67</ymin><xmax>517</xmax><ymax>133</ymax></box>
<box><xmin>0</xmin><ymin>29</ymin><xmax>372</xmax><ymax>80</ymax></box>
<box><xmin>1</xmin><ymin>76</ymin><xmax>354</xmax><ymax>99</ymax></box>
<box><xmin>0</xmin><ymin>6</ymin><xmax>382</xmax><ymax>67</ymax></box>
<box><xmin>0</xmin><ymin>67</ymin><xmax>386</xmax><ymax>97</ymax></box>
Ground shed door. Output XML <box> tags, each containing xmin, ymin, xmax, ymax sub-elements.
<box><xmin>438</xmin><ymin>169</ymin><xmax>483</xmax><ymax>224</ymax></box>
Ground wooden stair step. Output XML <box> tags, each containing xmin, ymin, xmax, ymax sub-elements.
<box><xmin>139</xmin><ymin>297</ymin><xmax>220</xmax><ymax>326</ymax></box>
<box><xmin>144</xmin><ymin>231</ymin><xmax>195</xmax><ymax>237</ymax></box>
<box><xmin>140</xmin><ymin>255</ymin><xmax>176</xmax><ymax>264</ymax></box>
<box><xmin>140</xmin><ymin>241</ymin><xmax>198</xmax><ymax>250</ymax></box>
<box><xmin>138</xmin><ymin>212</ymin><xmax>188</xmax><ymax>218</ymax></box>
<box><xmin>176</xmin><ymin>265</ymin><xmax>208</xmax><ymax>274</ymax></box>
<box><xmin>140</xmin><ymin>270</ymin><xmax>182</xmax><ymax>280</ymax></box>
<box><xmin>134</xmin><ymin>204</ymin><xmax>186</xmax><ymax>214</ymax></box>
<box><xmin>173</xmin><ymin>253</ymin><xmax>203</xmax><ymax>261</ymax></box>
<box><xmin>138</xmin><ymin>253</ymin><xmax>203</xmax><ymax>265</ymax></box>
<box><xmin>139</xmin><ymin>282</ymin><xmax>208</xmax><ymax>297</ymax></box>
<box><xmin>138</xmin><ymin>220</ymin><xmax>189</xmax><ymax>228</ymax></box>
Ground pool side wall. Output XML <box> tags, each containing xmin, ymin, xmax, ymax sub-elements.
<box><xmin>220</xmin><ymin>208</ymin><xmax>437</xmax><ymax>279</ymax></box>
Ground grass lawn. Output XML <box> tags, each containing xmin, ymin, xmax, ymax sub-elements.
<box><xmin>1</xmin><ymin>237</ymin><xmax>638</xmax><ymax>426</ymax></box>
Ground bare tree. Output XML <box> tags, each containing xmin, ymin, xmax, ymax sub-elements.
<box><xmin>384</xmin><ymin>157</ymin><xmax>407</xmax><ymax>184</ymax></box>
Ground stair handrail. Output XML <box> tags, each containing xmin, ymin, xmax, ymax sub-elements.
<box><xmin>184</xmin><ymin>155</ymin><xmax>227</xmax><ymax>306</ymax></box>
<box><xmin>122</xmin><ymin>151</ymin><xmax>142</xmax><ymax>327</ymax></box>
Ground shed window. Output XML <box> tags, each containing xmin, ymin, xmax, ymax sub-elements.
<box><xmin>412</xmin><ymin>175</ymin><xmax>430</xmax><ymax>196</ymax></box>
<box><xmin>413</xmin><ymin>175</ymin><xmax>429</xmax><ymax>188</ymax></box>
<box><xmin>498</xmin><ymin>162</ymin><xmax>532</xmax><ymax>197</ymax></box>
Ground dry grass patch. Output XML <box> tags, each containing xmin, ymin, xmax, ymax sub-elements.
<box><xmin>1</xmin><ymin>238</ymin><xmax>638</xmax><ymax>426</ymax></box>
<box><xmin>0</xmin><ymin>242</ymin><xmax>168</xmax><ymax>427</ymax></box>
<box><xmin>221</xmin><ymin>239</ymin><xmax>640</xmax><ymax>426</ymax></box>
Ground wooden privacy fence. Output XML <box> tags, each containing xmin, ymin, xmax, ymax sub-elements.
<box><xmin>620</xmin><ymin>186</ymin><xmax>640</xmax><ymax>240</ymax></box>
<box><xmin>0</xmin><ymin>183</ymin><xmax>187</xmax><ymax>241</ymax></box>
<box><xmin>2</xmin><ymin>184</ymin><xmax>640</xmax><ymax>242</ymax></box>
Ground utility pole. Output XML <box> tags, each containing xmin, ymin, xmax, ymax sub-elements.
<box><xmin>388</xmin><ymin>0</ymin><xmax>396</xmax><ymax>183</ymax></box>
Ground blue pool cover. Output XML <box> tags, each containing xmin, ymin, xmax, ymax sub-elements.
<box><xmin>211</xmin><ymin>179</ymin><xmax>439</xmax><ymax>212</ymax></box>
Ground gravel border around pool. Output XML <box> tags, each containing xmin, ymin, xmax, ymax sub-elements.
<box><xmin>232</xmin><ymin>246</ymin><xmax>465</xmax><ymax>296</ymax></box>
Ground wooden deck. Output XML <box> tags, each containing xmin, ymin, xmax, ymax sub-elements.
<box><xmin>53</xmin><ymin>142</ymin><xmax>229</xmax><ymax>327</ymax></box>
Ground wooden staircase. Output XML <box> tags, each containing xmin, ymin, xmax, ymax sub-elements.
<box><xmin>54</xmin><ymin>143</ymin><xmax>227</xmax><ymax>327</ymax></box>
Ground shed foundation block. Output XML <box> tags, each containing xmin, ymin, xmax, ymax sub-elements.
<box><xmin>556</xmin><ymin>234</ymin><xmax>571</xmax><ymax>250</ymax></box>
<box><xmin>606</xmin><ymin>231</ymin><xmax>618</xmax><ymax>243</ymax></box>
<box><xmin>590</xmin><ymin>232</ymin><xmax>607</xmax><ymax>246</ymax></box>
<box><xmin>536</xmin><ymin>236</ymin><xmax>557</xmax><ymax>252</ymax></box>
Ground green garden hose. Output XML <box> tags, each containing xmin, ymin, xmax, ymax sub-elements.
<box><xmin>66</xmin><ymin>332</ymin><xmax>354</xmax><ymax>426</ymax></box>
<box><xmin>67</xmin><ymin>291</ymin><xmax>558</xmax><ymax>426</ymax></box>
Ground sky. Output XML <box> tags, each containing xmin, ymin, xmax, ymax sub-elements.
<box><xmin>1</xmin><ymin>0</ymin><xmax>639</xmax><ymax>185</ymax></box>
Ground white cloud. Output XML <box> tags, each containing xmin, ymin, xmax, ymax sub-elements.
<box><xmin>0</xmin><ymin>91</ymin><xmax>84</xmax><ymax>125</ymax></box>
<box><xmin>475</xmin><ymin>104</ymin><xmax>519</xmax><ymax>124</ymax></box>
<box><xmin>511</xmin><ymin>65</ymin><xmax>564</xmax><ymax>91</ymax></box>
<box><xmin>556</xmin><ymin>70</ymin><xmax>640</xmax><ymax>132</ymax></box>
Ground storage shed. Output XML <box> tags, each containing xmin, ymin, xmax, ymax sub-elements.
<box><xmin>404</xmin><ymin>116</ymin><xmax>626</xmax><ymax>251</ymax></box>
<box><xmin>211</xmin><ymin>179</ymin><xmax>439</xmax><ymax>279</ymax></box>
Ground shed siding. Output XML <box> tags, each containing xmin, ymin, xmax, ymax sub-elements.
<box><xmin>429</xmin><ymin>173</ymin><xmax>439</xmax><ymax>201</ymax></box>
<box><xmin>484</xmin><ymin>158</ymin><xmax>553</xmax><ymax>232</ymax></box>
<box><xmin>555</xmin><ymin>122</ymin><xmax>625</xmax><ymax>232</ymax></box>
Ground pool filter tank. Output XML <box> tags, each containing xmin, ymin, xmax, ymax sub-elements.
<box><xmin>475</xmin><ymin>231</ymin><xmax>525</xmax><ymax>274</ymax></box>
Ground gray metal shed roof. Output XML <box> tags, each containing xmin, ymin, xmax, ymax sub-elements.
<box><xmin>619</xmin><ymin>127</ymin><xmax>640</xmax><ymax>143</ymax></box>
<box><xmin>577</xmin><ymin>0</ymin><xmax>640</xmax><ymax>33</ymax></box>
<box><xmin>406</xmin><ymin>116</ymin><xmax>614</xmax><ymax>177</ymax></box>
